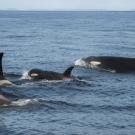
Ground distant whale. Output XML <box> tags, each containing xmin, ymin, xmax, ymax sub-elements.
<box><xmin>0</xmin><ymin>52</ymin><xmax>13</xmax><ymax>86</ymax></box>
<box><xmin>75</xmin><ymin>56</ymin><xmax>135</xmax><ymax>73</ymax></box>
<box><xmin>28</xmin><ymin>66</ymin><xmax>74</xmax><ymax>80</ymax></box>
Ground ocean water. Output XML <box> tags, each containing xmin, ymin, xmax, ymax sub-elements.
<box><xmin>0</xmin><ymin>11</ymin><xmax>135</xmax><ymax>135</ymax></box>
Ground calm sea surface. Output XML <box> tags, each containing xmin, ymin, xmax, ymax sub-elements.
<box><xmin>0</xmin><ymin>11</ymin><xmax>135</xmax><ymax>135</ymax></box>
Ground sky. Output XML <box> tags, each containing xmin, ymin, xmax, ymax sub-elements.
<box><xmin>0</xmin><ymin>0</ymin><xmax>135</xmax><ymax>11</ymax></box>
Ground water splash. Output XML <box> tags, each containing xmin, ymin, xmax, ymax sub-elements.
<box><xmin>20</xmin><ymin>70</ymin><xmax>31</xmax><ymax>80</ymax></box>
<box><xmin>74</xmin><ymin>58</ymin><xmax>88</xmax><ymax>67</ymax></box>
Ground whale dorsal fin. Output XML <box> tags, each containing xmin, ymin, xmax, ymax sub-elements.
<box><xmin>0</xmin><ymin>52</ymin><xmax>4</xmax><ymax>80</ymax></box>
<box><xmin>63</xmin><ymin>66</ymin><xmax>74</xmax><ymax>77</ymax></box>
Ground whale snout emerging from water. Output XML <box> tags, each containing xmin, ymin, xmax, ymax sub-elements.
<box><xmin>75</xmin><ymin>56</ymin><xmax>135</xmax><ymax>73</ymax></box>
<box><xmin>28</xmin><ymin>66</ymin><xmax>74</xmax><ymax>80</ymax></box>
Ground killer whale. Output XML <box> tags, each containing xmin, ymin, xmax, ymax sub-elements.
<box><xmin>0</xmin><ymin>52</ymin><xmax>13</xmax><ymax>86</ymax></box>
<box><xmin>28</xmin><ymin>66</ymin><xmax>74</xmax><ymax>80</ymax></box>
<box><xmin>75</xmin><ymin>56</ymin><xmax>135</xmax><ymax>73</ymax></box>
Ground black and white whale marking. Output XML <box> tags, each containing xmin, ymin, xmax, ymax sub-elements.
<box><xmin>28</xmin><ymin>66</ymin><xmax>74</xmax><ymax>80</ymax></box>
<box><xmin>75</xmin><ymin>56</ymin><xmax>135</xmax><ymax>73</ymax></box>
<box><xmin>0</xmin><ymin>52</ymin><xmax>13</xmax><ymax>86</ymax></box>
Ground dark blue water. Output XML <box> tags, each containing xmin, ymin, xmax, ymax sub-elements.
<box><xmin>0</xmin><ymin>11</ymin><xmax>135</xmax><ymax>135</ymax></box>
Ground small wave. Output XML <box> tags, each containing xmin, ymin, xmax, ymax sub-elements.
<box><xmin>99</xmin><ymin>68</ymin><xmax>116</xmax><ymax>73</ymax></box>
<box><xmin>3</xmin><ymin>97</ymin><xmax>134</xmax><ymax>113</ymax></box>
<box><xmin>41</xmin><ymin>78</ymin><xmax>73</xmax><ymax>83</ymax></box>
<box><xmin>6</xmin><ymin>35</ymin><xmax>35</xmax><ymax>39</ymax></box>
<box><xmin>74</xmin><ymin>77</ymin><xmax>90</xmax><ymax>83</ymax></box>
<box><xmin>9</xmin><ymin>98</ymin><xmax>76</xmax><ymax>108</ymax></box>
<box><xmin>11</xmin><ymin>99</ymin><xmax>39</xmax><ymax>106</ymax></box>
<box><xmin>5</xmin><ymin>99</ymin><xmax>79</xmax><ymax>108</ymax></box>
<box><xmin>6</xmin><ymin>73</ymin><xmax>21</xmax><ymax>78</ymax></box>
<box><xmin>20</xmin><ymin>72</ymin><xmax>73</xmax><ymax>85</ymax></box>
<box><xmin>99</xmin><ymin>104</ymin><xmax>135</xmax><ymax>112</ymax></box>
<box><xmin>72</xmin><ymin>78</ymin><xmax>92</xmax><ymax>87</ymax></box>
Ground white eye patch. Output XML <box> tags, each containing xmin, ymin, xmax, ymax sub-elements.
<box><xmin>31</xmin><ymin>73</ymin><xmax>39</xmax><ymax>77</ymax></box>
<box><xmin>90</xmin><ymin>61</ymin><xmax>101</xmax><ymax>66</ymax></box>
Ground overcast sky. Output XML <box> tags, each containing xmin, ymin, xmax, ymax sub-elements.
<box><xmin>0</xmin><ymin>0</ymin><xmax>135</xmax><ymax>11</ymax></box>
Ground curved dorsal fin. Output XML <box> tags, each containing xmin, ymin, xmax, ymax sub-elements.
<box><xmin>63</xmin><ymin>66</ymin><xmax>74</xmax><ymax>77</ymax></box>
<box><xmin>0</xmin><ymin>52</ymin><xmax>4</xmax><ymax>80</ymax></box>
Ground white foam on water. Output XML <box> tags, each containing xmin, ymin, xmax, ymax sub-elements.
<box><xmin>20</xmin><ymin>70</ymin><xmax>31</xmax><ymax>80</ymax></box>
<box><xmin>75</xmin><ymin>78</ymin><xmax>91</xmax><ymax>84</ymax></box>
<box><xmin>39</xmin><ymin>78</ymin><xmax>73</xmax><ymax>84</ymax></box>
<box><xmin>100</xmin><ymin>68</ymin><xmax>116</xmax><ymax>73</ymax></box>
<box><xmin>11</xmin><ymin>99</ymin><xmax>39</xmax><ymax>106</ymax></box>
<box><xmin>74</xmin><ymin>58</ymin><xmax>88</xmax><ymax>67</ymax></box>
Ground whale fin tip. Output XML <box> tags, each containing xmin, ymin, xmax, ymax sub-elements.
<box><xmin>63</xmin><ymin>66</ymin><xmax>74</xmax><ymax>77</ymax></box>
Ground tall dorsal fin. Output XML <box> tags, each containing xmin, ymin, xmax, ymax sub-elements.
<box><xmin>63</xmin><ymin>66</ymin><xmax>74</xmax><ymax>77</ymax></box>
<box><xmin>0</xmin><ymin>52</ymin><xmax>4</xmax><ymax>80</ymax></box>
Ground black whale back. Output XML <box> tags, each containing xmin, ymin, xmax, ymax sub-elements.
<box><xmin>85</xmin><ymin>56</ymin><xmax>135</xmax><ymax>72</ymax></box>
<box><xmin>29</xmin><ymin>66</ymin><xmax>74</xmax><ymax>80</ymax></box>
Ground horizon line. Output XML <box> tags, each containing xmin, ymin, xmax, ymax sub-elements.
<box><xmin>0</xmin><ymin>9</ymin><xmax>135</xmax><ymax>12</ymax></box>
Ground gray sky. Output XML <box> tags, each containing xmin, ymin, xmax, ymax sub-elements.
<box><xmin>0</xmin><ymin>0</ymin><xmax>135</xmax><ymax>11</ymax></box>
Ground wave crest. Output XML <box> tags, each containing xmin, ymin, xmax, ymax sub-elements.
<box><xmin>11</xmin><ymin>99</ymin><xmax>39</xmax><ymax>106</ymax></box>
